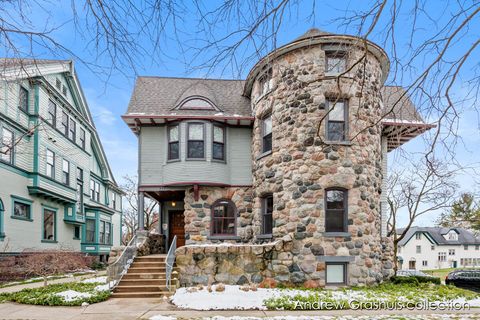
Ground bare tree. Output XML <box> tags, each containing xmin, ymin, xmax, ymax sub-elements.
<box><xmin>386</xmin><ymin>158</ymin><xmax>459</xmax><ymax>274</ymax></box>
<box><xmin>120</xmin><ymin>175</ymin><xmax>158</xmax><ymax>244</ymax></box>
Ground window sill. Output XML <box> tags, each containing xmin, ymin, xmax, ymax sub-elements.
<box><xmin>256</xmin><ymin>150</ymin><xmax>272</xmax><ymax>161</ymax></box>
<box><xmin>207</xmin><ymin>235</ymin><xmax>241</xmax><ymax>241</ymax></box>
<box><xmin>185</xmin><ymin>158</ymin><xmax>206</xmax><ymax>161</ymax></box>
<box><xmin>323</xmin><ymin>141</ymin><xmax>353</xmax><ymax>146</ymax></box>
<box><xmin>322</xmin><ymin>232</ymin><xmax>351</xmax><ymax>237</ymax></box>
<box><xmin>256</xmin><ymin>234</ymin><xmax>273</xmax><ymax>239</ymax></box>
<box><xmin>166</xmin><ymin>158</ymin><xmax>181</xmax><ymax>163</ymax></box>
<box><xmin>11</xmin><ymin>215</ymin><xmax>33</xmax><ymax>222</ymax></box>
<box><xmin>41</xmin><ymin>240</ymin><xmax>58</xmax><ymax>243</ymax></box>
<box><xmin>211</xmin><ymin>158</ymin><xmax>227</xmax><ymax>164</ymax></box>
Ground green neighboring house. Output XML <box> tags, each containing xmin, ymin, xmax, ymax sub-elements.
<box><xmin>0</xmin><ymin>59</ymin><xmax>123</xmax><ymax>261</ymax></box>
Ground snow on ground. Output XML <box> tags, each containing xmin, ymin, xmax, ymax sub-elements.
<box><xmin>94</xmin><ymin>280</ymin><xmax>116</xmax><ymax>291</ymax></box>
<box><xmin>82</xmin><ymin>276</ymin><xmax>107</xmax><ymax>284</ymax></box>
<box><xmin>56</xmin><ymin>290</ymin><xmax>92</xmax><ymax>302</ymax></box>
<box><xmin>171</xmin><ymin>285</ymin><xmax>309</xmax><ymax>310</ymax></box>
<box><xmin>448</xmin><ymin>297</ymin><xmax>480</xmax><ymax>307</ymax></box>
<box><xmin>149</xmin><ymin>316</ymin><xmax>177</xmax><ymax>320</ymax></box>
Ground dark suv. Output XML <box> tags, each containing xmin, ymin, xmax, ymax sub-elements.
<box><xmin>445</xmin><ymin>270</ymin><xmax>480</xmax><ymax>292</ymax></box>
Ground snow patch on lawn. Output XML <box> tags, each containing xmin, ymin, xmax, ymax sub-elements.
<box><xmin>171</xmin><ymin>285</ymin><xmax>309</xmax><ymax>310</ymax></box>
<box><xmin>149</xmin><ymin>316</ymin><xmax>177</xmax><ymax>320</ymax></box>
<box><xmin>82</xmin><ymin>276</ymin><xmax>107</xmax><ymax>284</ymax></box>
<box><xmin>56</xmin><ymin>290</ymin><xmax>92</xmax><ymax>302</ymax></box>
<box><xmin>94</xmin><ymin>280</ymin><xmax>116</xmax><ymax>292</ymax></box>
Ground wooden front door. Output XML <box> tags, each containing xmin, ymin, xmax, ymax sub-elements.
<box><xmin>169</xmin><ymin>210</ymin><xmax>185</xmax><ymax>247</ymax></box>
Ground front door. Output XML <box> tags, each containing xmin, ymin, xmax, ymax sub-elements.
<box><xmin>169</xmin><ymin>210</ymin><xmax>185</xmax><ymax>247</ymax></box>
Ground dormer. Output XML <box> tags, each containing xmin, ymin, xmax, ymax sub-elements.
<box><xmin>444</xmin><ymin>229</ymin><xmax>459</xmax><ymax>241</ymax></box>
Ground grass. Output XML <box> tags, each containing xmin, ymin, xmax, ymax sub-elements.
<box><xmin>263</xmin><ymin>282</ymin><xmax>479</xmax><ymax>310</ymax></box>
<box><xmin>0</xmin><ymin>271</ymin><xmax>97</xmax><ymax>289</ymax></box>
<box><xmin>423</xmin><ymin>268</ymin><xmax>456</xmax><ymax>279</ymax></box>
<box><xmin>0</xmin><ymin>281</ymin><xmax>110</xmax><ymax>306</ymax></box>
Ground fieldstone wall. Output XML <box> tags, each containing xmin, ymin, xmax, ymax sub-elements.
<box><xmin>247</xmin><ymin>44</ymin><xmax>394</xmax><ymax>286</ymax></box>
<box><xmin>183</xmin><ymin>186</ymin><xmax>254</xmax><ymax>244</ymax></box>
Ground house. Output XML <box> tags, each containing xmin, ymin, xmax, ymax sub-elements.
<box><xmin>397</xmin><ymin>227</ymin><xmax>480</xmax><ymax>270</ymax></box>
<box><xmin>0</xmin><ymin>59</ymin><xmax>123</xmax><ymax>261</ymax></box>
<box><xmin>122</xmin><ymin>29</ymin><xmax>433</xmax><ymax>288</ymax></box>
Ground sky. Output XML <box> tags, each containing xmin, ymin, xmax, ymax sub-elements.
<box><xmin>3</xmin><ymin>0</ymin><xmax>479</xmax><ymax>228</ymax></box>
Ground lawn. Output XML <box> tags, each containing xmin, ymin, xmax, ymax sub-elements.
<box><xmin>0</xmin><ymin>277</ymin><xmax>111</xmax><ymax>306</ymax></box>
<box><xmin>423</xmin><ymin>268</ymin><xmax>456</xmax><ymax>279</ymax></box>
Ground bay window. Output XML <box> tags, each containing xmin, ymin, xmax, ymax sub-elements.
<box><xmin>212</xmin><ymin>125</ymin><xmax>225</xmax><ymax>161</ymax></box>
<box><xmin>168</xmin><ymin>125</ymin><xmax>179</xmax><ymax>160</ymax></box>
<box><xmin>187</xmin><ymin>123</ymin><xmax>205</xmax><ymax>159</ymax></box>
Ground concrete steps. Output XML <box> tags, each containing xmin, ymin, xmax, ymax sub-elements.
<box><xmin>111</xmin><ymin>255</ymin><xmax>177</xmax><ymax>298</ymax></box>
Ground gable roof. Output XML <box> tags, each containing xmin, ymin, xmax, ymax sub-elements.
<box><xmin>397</xmin><ymin>227</ymin><xmax>480</xmax><ymax>246</ymax></box>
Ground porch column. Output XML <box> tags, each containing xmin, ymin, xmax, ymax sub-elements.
<box><xmin>158</xmin><ymin>201</ymin><xmax>163</xmax><ymax>234</ymax></box>
<box><xmin>138</xmin><ymin>191</ymin><xmax>145</xmax><ymax>231</ymax></box>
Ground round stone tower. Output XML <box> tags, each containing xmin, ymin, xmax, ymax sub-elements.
<box><xmin>244</xmin><ymin>29</ymin><xmax>394</xmax><ymax>286</ymax></box>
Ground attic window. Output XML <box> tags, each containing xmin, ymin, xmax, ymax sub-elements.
<box><xmin>179</xmin><ymin>98</ymin><xmax>215</xmax><ymax>110</ymax></box>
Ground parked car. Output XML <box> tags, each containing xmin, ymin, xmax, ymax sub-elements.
<box><xmin>397</xmin><ymin>270</ymin><xmax>434</xmax><ymax>277</ymax></box>
<box><xmin>445</xmin><ymin>270</ymin><xmax>480</xmax><ymax>292</ymax></box>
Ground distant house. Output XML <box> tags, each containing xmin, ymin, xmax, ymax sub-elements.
<box><xmin>0</xmin><ymin>59</ymin><xmax>123</xmax><ymax>261</ymax></box>
<box><xmin>122</xmin><ymin>29</ymin><xmax>433</xmax><ymax>288</ymax></box>
<box><xmin>397</xmin><ymin>227</ymin><xmax>480</xmax><ymax>270</ymax></box>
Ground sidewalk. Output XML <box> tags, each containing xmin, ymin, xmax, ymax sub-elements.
<box><xmin>0</xmin><ymin>298</ymin><xmax>479</xmax><ymax>320</ymax></box>
<box><xmin>0</xmin><ymin>271</ymin><xmax>106</xmax><ymax>294</ymax></box>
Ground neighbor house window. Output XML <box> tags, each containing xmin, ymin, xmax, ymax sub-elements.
<box><xmin>62</xmin><ymin>159</ymin><xmax>70</xmax><ymax>185</ymax></box>
<box><xmin>46</xmin><ymin>149</ymin><xmax>55</xmax><ymax>179</ymax></box>
<box><xmin>111</xmin><ymin>192</ymin><xmax>116</xmax><ymax>210</ymax></box>
<box><xmin>167</xmin><ymin>125</ymin><xmax>179</xmax><ymax>160</ymax></box>
<box><xmin>19</xmin><ymin>86</ymin><xmax>28</xmax><ymax>112</ymax></box>
<box><xmin>55</xmin><ymin>78</ymin><xmax>61</xmax><ymax>90</ymax></box>
<box><xmin>62</xmin><ymin>85</ymin><xmax>67</xmax><ymax>96</ymax></box>
<box><xmin>326</xmin><ymin>99</ymin><xmax>348</xmax><ymax>141</ymax></box>
<box><xmin>464</xmin><ymin>245</ymin><xmax>468</xmax><ymax>250</ymax></box>
<box><xmin>416</xmin><ymin>245</ymin><xmax>421</xmax><ymax>254</ymax></box>
<box><xmin>422</xmin><ymin>260</ymin><xmax>428</xmax><ymax>267</ymax></box>
<box><xmin>431</xmin><ymin>245</ymin><xmax>435</xmax><ymax>250</ymax></box>
<box><xmin>90</xmin><ymin>180</ymin><xmax>100</xmax><ymax>202</ymax></box>
<box><xmin>476</xmin><ymin>245</ymin><xmax>479</xmax><ymax>250</ymax></box>
<box><xmin>61</xmin><ymin>111</ymin><xmax>69</xmax><ymax>135</ymax></box>
<box><xmin>438</xmin><ymin>252</ymin><xmax>446</xmax><ymax>262</ymax></box>
<box><xmin>187</xmin><ymin>123</ymin><xmax>205</xmax><ymax>159</ymax></box>
<box><xmin>1</xmin><ymin>128</ymin><xmax>14</xmax><ymax>164</ymax></box>
<box><xmin>212</xmin><ymin>125</ymin><xmax>225</xmax><ymax>161</ymax></box>
<box><xmin>80</xmin><ymin>128</ymin><xmax>86</xmax><ymax>149</ymax></box>
<box><xmin>262</xmin><ymin>114</ymin><xmax>272</xmax><ymax>153</ymax></box>
<box><xmin>258</xmin><ymin>68</ymin><xmax>273</xmax><ymax>96</ymax></box>
<box><xmin>68</xmin><ymin>118</ymin><xmax>76</xmax><ymax>142</ymax></box>
<box><xmin>48</xmin><ymin>100</ymin><xmax>57</xmax><ymax>126</ymax></box>
<box><xmin>326</xmin><ymin>263</ymin><xmax>347</xmax><ymax>285</ymax></box>
<box><xmin>325</xmin><ymin>52</ymin><xmax>346</xmax><ymax>74</ymax></box>
<box><xmin>416</xmin><ymin>233</ymin><xmax>421</xmax><ymax>240</ymax></box>
<box><xmin>86</xmin><ymin>219</ymin><xmax>95</xmax><ymax>243</ymax></box>
<box><xmin>13</xmin><ymin>200</ymin><xmax>31</xmax><ymax>220</ymax></box>
<box><xmin>449</xmin><ymin>249</ymin><xmax>455</xmax><ymax>256</ymax></box>
<box><xmin>261</xmin><ymin>195</ymin><xmax>273</xmax><ymax>235</ymax></box>
<box><xmin>325</xmin><ymin>188</ymin><xmax>347</xmax><ymax>233</ymax></box>
<box><xmin>42</xmin><ymin>208</ymin><xmax>56</xmax><ymax>241</ymax></box>
<box><xmin>211</xmin><ymin>199</ymin><xmax>236</xmax><ymax>236</ymax></box>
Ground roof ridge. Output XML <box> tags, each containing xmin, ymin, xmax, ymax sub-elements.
<box><xmin>137</xmin><ymin>75</ymin><xmax>245</xmax><ymax>81</ymax></box>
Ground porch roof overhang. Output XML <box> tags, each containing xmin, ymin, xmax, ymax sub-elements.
<box><xmin>27</xmin><ymin>186</ymin><xmax>75</xmax><ymax>205</ymax></box>
<box><xmin>122</xmin><ymin>114</ymin><xmax>254</xmax><ymax>133</ymax></box>
<box><xmin>382</xmin><ymin>119</ymin><xmax>436</xmax><ymax>151</ymax></box>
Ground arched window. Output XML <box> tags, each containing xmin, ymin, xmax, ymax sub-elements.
<box><xmin>325</xmin><ymin>188</ymin><xmax>348</xmax><ymax>233</ymax></box>
<box><xmin>0</xmin><ymin>198</ymin><xmax>4</xmax><ymax>240</ymax></box>
<box><xmin>211</xmin><ymin>199</ymin><xmax>237</xmax><ymax>236</ymax></box>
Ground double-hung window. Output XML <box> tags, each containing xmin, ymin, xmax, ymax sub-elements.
<box><xmin>261</xmin><ymin>195</ymin><xmax>273</xmax><ymax>235</ymax></box>
<box><xmin>325</xmin><ymin>52</ymin><xmax>346</xmax><ymax>75</ymax></box>
<box><xmin>62</xmin><ymin>159</ymin><xmax>70</xmax><ymax>185</ymax></box>
<box><xmin>167</xmin><ymin>125</ymin><xmax>179</xmax><ymax>160</ymax></box>
<box><xmin>19</xmin><ymin>87</ymin><xmax>28</xmax><ymax>112</ymax></box>
<box><xmin>187</xmin><ymin>123</ymin><xmax>205</xmax><ymax>159</ymax></box>
<box><xmin>48</xmin><ymin>100</ymin><xmax>57</xmax><ymax>126</ymax></box>
<box><xmin>90</xmin><ymin>180</ymin><xmax>100</xmax><ymax>202</ymax></box>
<box><xmin>105</xmin><ymin>222</ymin><xmax>111</xmax><ymax>244</ymax></box>
<box><xmin>262</xmin><ymin>115</ymin><xmax>272</xmax><ymax>153</ymax></box>
<box><xmin>61</xmin><ymin>111</ymin><xmax>69</xmax><ymax>136</ymax></box>
<box><xmin>111</xmin><ymin>192</ymin><xmax>116</xmax><ymax>210</ymax></box>
<box><xmin>212</xmin><ymin>125</ymin><xmax>225</xmax><ymax>161</ymax></box>
<box><xmin>99</xmin><ymin>221</ymin><xmax>105</xmax><ymax>244</ymax></box>
<box><xmin>46</xmin><ymin>149</ymin><xmax>55</xmax><ymax>179</ymax></box>
<box><xmin>325</xmin><ymin>188</ymin><xmax>348</xmax><ymax>233</ymax></box>
<box><xmin>42</xmin><ymin>209</ymin><xmax>56</xmax><ymax>241</ymax></box>
<box><xmin>326</xmin><ymin>99</ymin><xmax>348</xmax><ymax>141</ymax></box>
<box><xmin>211</xmin><ymin>200</ymin><xmax>236</xmax><ymax>236</ymax></box>
<box><xmin>258</xmin><ymin>68</ymin><xmax>272</xmax><ymax>96</ymax></box>
<box><xmin>0</xmin><ymin>128</ymin><xmax>14</xmax><ymax>164</ymax></box>
<box><xmin>79</xmin><ymin>128</ymin><xmax>86</xmax><ymax>149</ymax></box>
<box><xmin>86</xmin><ymin>219</ymin><xmax>95</xmax><ymax>243</ymax></box>
<box><xmin>68</xmin><ymin>118</ymin><xmax>76</xmax><ymax>142</ymax></box>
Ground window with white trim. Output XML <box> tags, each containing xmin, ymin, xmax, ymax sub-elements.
<box><xmin>46</xmin><ymin>149</ymin><xmax>55</xmax><ymax>179</ymax></box>
<box><xmin>261</xmin><ymin>114</ymin><xmax>272</xmax><ymax>153</ymax></box>
<box><xmin>325</xmin><ymin>52</ymin><xmax>346</xmax><ymax>74</ymax></box>
<box><xmin>0</xmin><ymin>127</ymin><xmax>14</xmax><ymax>164</ymax></box>
<box><xmin>48</xmin><ymin>100</ymin><xmax>57</xmax><ymax>126</ymax></box>
<box><xmin>326</xmin><ymin>99</ymin><xmax>348</xmax><ymax>141</ymax></box>
<box><xmin>62</xmin><ymin>159</ymin><xmax>70</xmax><ymax>185</ymax></box>
<box><xmin>212</xmin><ymin>125</ymin><xmax>225</xmax><ymax>161</ymax></box>
<box><xmin>167</xmin><ymin>125</ymin><xmax>179</xmax><ymax>160</ymax></box>
<box><xmin>187</xmin><ymin>123</ymin><xmax>205</xmax><ymax>159</ymax></box>
<box><xmin>326</xmin><ymin>263</ymin><xmax>347</xmax><ymax>285</ymax></box>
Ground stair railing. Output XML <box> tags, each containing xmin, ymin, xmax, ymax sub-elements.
<box><xmin>107</xmin><ymin>234</ymin><xmax>138</xmax><ymax>290</ymax></box>
<box><xmin>165</xmin><ymin>235</ymin><xmax>177</xmax><ymax>291</ymax></box>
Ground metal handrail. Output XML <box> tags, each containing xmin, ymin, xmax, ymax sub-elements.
<box><xmin>107</xmin><ymin>234</ymin><xmax>138</xmax><ymax>290</ymax></box>
<box><xmin>165</xmin><ymin>235</ymin><xmax>177</xmax><ymax>291</ymax></box>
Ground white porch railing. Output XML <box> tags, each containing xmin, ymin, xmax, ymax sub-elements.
<box><xmin>165</xmin><ymin>235</ymin><xmax>177</xmax><ymax>291</ymax></box>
